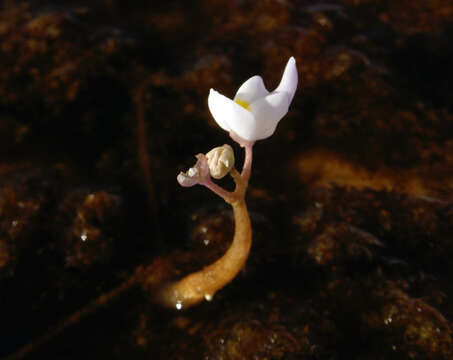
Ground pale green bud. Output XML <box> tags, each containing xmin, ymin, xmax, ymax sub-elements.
<box><xmin>205</xmin><ymin>144</ymin><xmax>235</xmax><ymax>179</ymax></box>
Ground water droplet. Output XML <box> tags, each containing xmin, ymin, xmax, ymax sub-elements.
<box><xmin>204</xmin><ymin>294</ymin><xmax>213</xmax><ymax>302</ymax></box>
<box><xmin>175</xmin><ymin>301</ymin><xmax>183</xmax><ymax>310</ymax></box>
<box><xmin>81</xmin><ymin>233</ymin><xmax>88</xmax><ymax>241</ymax></box>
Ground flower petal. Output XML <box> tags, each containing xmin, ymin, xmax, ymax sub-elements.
<box><xmin>228</xmin><ymin>100</ymin><xmax>258</xmax><ymax>141</ymax></box>
<box><xmin>249</xmin><ymin>92</ymin><xmax>289</xmax><ymax>140</ymax></box>
<box><xmin>208</xmin><ymin>89</ymin><xmax>233</xmax><ymax>132</ymax></box>
<box><xmin>208</xmin><ymin>89</ymin><xmax>257</xmax><ymax>141</ymax></box>
<box><xmin>274</xmin><ymin>57</ymin><xmax>298</xmax><ymax>104</ymax></box>
<box><xmin>234</xmin><ymin>75</ymin><xmax>269</xmax><ymax>104</ymax></box>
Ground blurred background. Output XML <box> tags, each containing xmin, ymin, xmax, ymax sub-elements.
<box><xmin>1</xmin><ymin>0</ymin><xmax>453</xmax><ymax>359</ymax></box>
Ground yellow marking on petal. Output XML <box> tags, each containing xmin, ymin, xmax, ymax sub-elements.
<box><xmin>235</xmin><ymin>98</ymin><xmax>250</xmax><ymax>111</ymax></box>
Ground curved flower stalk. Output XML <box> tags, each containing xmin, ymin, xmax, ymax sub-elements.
<box><xmin>163</xmin><ymin>143</ymin><xmax>253</xmax><ymax>309</ymax></box>
<box><xmin>164</xmin><ymin>58</ymin><xmax>298</xmax><ymax>309</ymax></box>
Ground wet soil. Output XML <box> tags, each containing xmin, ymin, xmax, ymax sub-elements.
<box><xmin>1</xmin><ymin>0</ymin><xmax>452</xmax><ymax>359</ymax></box>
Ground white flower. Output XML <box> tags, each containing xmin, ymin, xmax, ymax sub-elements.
<box><xmin>208</xmin><ymin>57</ymin><xmax>298</xmax><ymax>142</ymax></box>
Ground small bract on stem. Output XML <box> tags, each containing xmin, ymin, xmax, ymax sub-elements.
<box><xmin>165</xmin><ymin>57</ymin><xmax>298</xmax><ymax>309</ymax></box>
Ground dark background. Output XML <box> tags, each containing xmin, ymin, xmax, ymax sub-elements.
<box><xmin>1</xmin><ymin>0</ymin><xmax>452</xmax><ymax>359</ymax></box>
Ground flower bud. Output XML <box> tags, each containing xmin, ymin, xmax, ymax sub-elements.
<box><xmin>205</xmin><ymin>144</ymin><xmax>235</xmax><ymax>179</ymax></box>
<box><xmin>177</xmin><ymin>154</ymin><xmax>210</xmax><ymax>187</ymax></box>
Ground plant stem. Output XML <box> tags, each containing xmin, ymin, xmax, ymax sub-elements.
<box><xmin>202</xmin><ymin>177</ymin><xmax>236</xmax><ymax>203</ymax></box>
<box><xmin>241</xmin><ymin>142</ymin><xmax>253</xmax><ymax>183</ymax></box>
<box><xmin>161</xmin><ymin>199</ymin><xmax>252</xmax><ymax>309</ymax></box>
<box><xmin>162</xmin><ymin>143</ymin><xmax>255</xmax><ymax>309</ymax></box>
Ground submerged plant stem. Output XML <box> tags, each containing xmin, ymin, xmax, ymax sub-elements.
<box><xmin>162</xmin><ymin>142</ymin><xmax>255</xmax><ymax>309</ymax></box>
<box><xmin>162</xmin><ymin>199</ymin><xmax>252</xmax><ymax>309</ymax></box>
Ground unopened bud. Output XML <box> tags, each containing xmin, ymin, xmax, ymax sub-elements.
<box><xmin>177</xmin><ymin>154</ymin><xmax>210</xmax><ymax>187</ymax></box>
<box><xmin>206</xmin><ymin>144</ymin><xmax>235</xmax><ymax>179</ymax></box>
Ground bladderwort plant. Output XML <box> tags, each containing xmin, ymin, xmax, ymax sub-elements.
<box><xmin>3</xmin><ymin>58</ymin><xmax>298</xmax><ymax>360</ymax></box>
<box><xmin>162</xmin><ymin>57</ymin><xmax>298</xmax><ymax>310</ymax></box>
